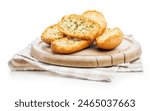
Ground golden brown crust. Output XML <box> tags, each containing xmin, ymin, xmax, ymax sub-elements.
<box><xmin>51</xmin><ymin>37</ymin><xmax>93</xmax><ymax>54</ymax></box>
<box><xmin>41</xmin><ymin>24</ymin><xmax>64</xmax><ymax>44</ymax></box>
<box><xmin>82</xmin><ymin>10</ymin><xmax>107</xmax><ymax>35</ymax></box>
<box><xmin>96</xmin><ymin>27</ymin><xmax>124</xmax><ymax>50</ymax></box>
<box><xmin>58</xmin><ymin>14</ymin><xmax>101</xmax><ymax>40</ymax></box>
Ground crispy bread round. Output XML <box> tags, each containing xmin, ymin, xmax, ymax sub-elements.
<box><xmin>96</xmin><ymin>27</ymin><xmax>124</xmax><ymax>50</ymax></box>
<box><xmin>41</xmin><ymin>24</ymin><xmax>64</xmax><ymax>44</ymax></box>
<box><xmin>82</xmin><ymin>10</ymin><xmax>107</xmax><ymax>35</ymax></box>
<box><xmin>51</xmin><ymin>37</ymin><xmax>93</xmax><ymax>54</ymax></box>
<box><xmin>58</xmin><ymin>14</ymin><xmax>101</xmax><ymax>40</ymax></box>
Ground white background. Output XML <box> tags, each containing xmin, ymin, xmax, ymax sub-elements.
<box><xmin>0</xmin><ymin>0</ymin><xmax>150</xmax><ymax>111</ymax></box>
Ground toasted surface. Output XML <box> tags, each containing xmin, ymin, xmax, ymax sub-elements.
<box><xmin>41</xmin><ymin>24</ymin><xmax>64</xmax><ymax>44</ymax></box>
<box><xmin>51</xmin><ymin>37</ymin><xmax>93</xmax><ymax>54</ymax></box>
<box><xmin>82</xmin><ymin>10</ymin><xmax>107</xmax><ymax>35</ymax></box>
<box><xmin>58</xmin><ymin>14</ymin><xmax>101</xmax><ymax>40</ymax></box>
<box><xmin>96</xmin><ymin>27</ymin><xmax>124</xmax><ymax>50</ymax></box>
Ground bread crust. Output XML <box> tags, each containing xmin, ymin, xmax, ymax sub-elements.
<box><xmin>58</xmin><ymin>14</ymin><xmax>101</xmax><ymax>40</ymax></box>
<box><xmin>82</xmin><ymin>10</ymin><xmax>107</xmax><ymax>35</ymax></box>
<box><xmin>41</xmin><ymin>24</ymin><xmax>64</xmax><ymax>44</ymax></box>
<box><xmin>51</xmin><ymin>37</ymin><xmax>93</xmax><ymax>54</ymax></box>
<box><xmin>96</xmin><ymin>27</ymin><xmax>124</xmax><ymax>50</ymax></box>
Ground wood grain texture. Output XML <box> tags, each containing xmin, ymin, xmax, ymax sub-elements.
<box><xmin>31</xmin><ymin>37</ymin><xmax>142</xmax><ymax>67</ymax></box>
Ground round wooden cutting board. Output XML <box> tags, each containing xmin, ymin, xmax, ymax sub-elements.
<box><xmin>31</xmin><ymin>37</ymin><xmax>142</xmax><ymax>67</ymax></box>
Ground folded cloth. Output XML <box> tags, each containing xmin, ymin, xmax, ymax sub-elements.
<box><xmin>8</xmin><ymin>35</ymin><xmax>143</xmax><ymax>82</ymax></box>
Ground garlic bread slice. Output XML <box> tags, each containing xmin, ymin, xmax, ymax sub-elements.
<box><xmin>51</xmin><ymin>37</ymin><xmax>93</xmax><ymax>54</ymax></box>
<box><xmin>58</xmin><ymin>14</ymin><xmax>101</xmax><ymax>40</ymax></box>
<box><xmin>96</xmin><ymin>27</ymin><xmax>124</xmax><ymax>50</ymax></box>
<box><xmin>41</xmin><ymin>24</ymin><xmax>64</xmax><ymax>44</ymax></box>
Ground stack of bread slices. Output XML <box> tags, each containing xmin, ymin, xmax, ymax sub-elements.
<box><xmin>41</xmin><ymin>10</ymin><xmax>124</xmax><ymax>54</ymax></box>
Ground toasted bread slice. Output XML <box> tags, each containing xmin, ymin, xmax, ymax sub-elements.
<box><xmin>82</xmin><ymin>10</ymin><xmax>107</xmax><ymax>35</ymax></box>
<box><xmin>58</xmin><ymin>14</ymin><xmax>101</xmax><ymax>40</ymax></box>
<box><xmin>51</xmin><ymin>37</ymin><xmax>93</xmax><ymax>54</ymax></box>
<box><xmin>96</xmin><ymin>27</ymin><xmax>124</xmax><ymax>50</ymax></box>
<box><xmin>41</xmin><ymin>24</ymin><xmax>64</xmax><ymax>44</ymax></box>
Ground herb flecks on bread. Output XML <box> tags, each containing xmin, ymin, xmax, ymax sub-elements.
<box><xmin>58</xmin><ymin>14</ymin><xmax>101</xmax><ymax>40</ymax></box>
<box><xmin>41</xmin><ymin>24</ymin><xmax>64</xmax><ymax>44</ymax></box>
<box><xmin>82</xmin><ymin>10</ymin><xmax>107</xmax><ymax>35</ymax></box>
